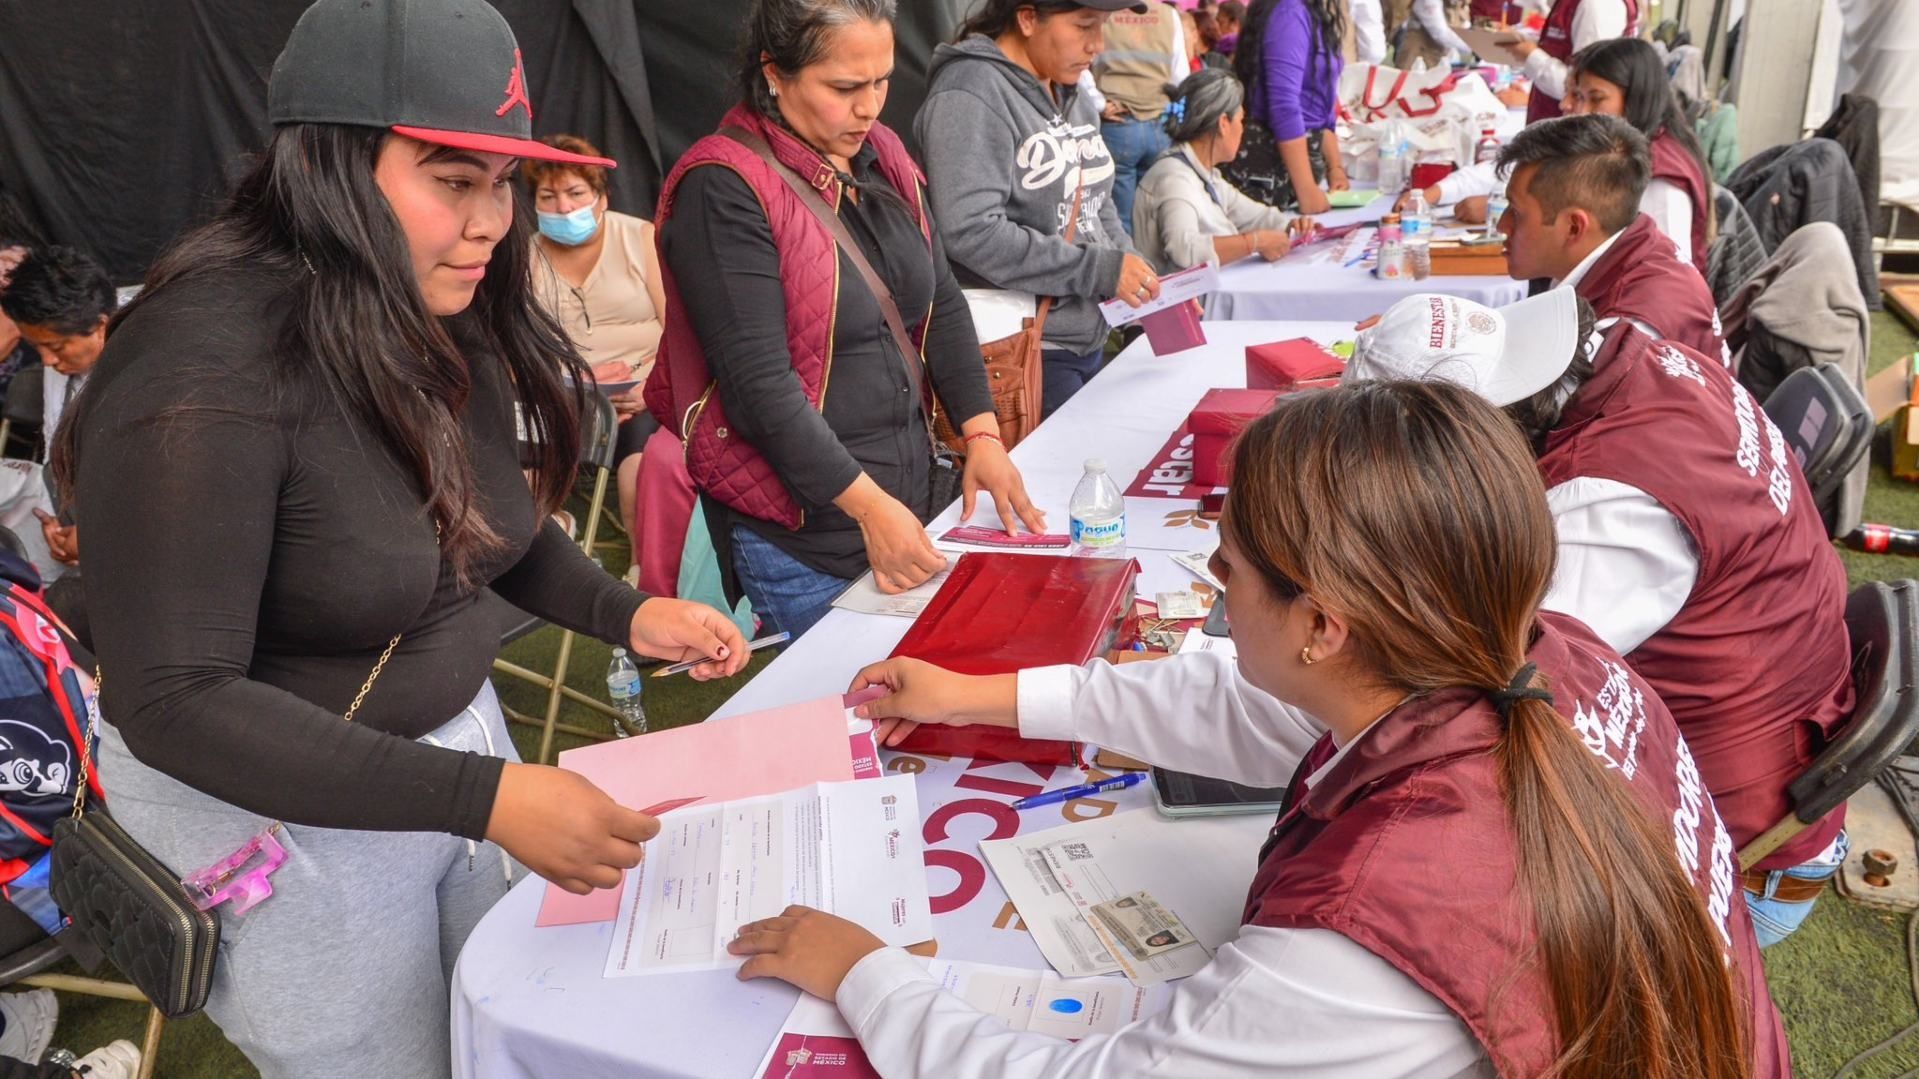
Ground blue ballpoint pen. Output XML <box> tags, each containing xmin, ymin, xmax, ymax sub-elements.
<box><xmin>1011</xmin><ymin>773</ymin><xmax>1148</xmax><ymax>811</ymax></box>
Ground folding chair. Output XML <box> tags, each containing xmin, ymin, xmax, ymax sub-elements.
<box><xmin>1761</xmin><ymin>363</ymin><xmax>1873</xmax><ymax>537</ymax></box>
<box><xmin>489</xmin><ymin>393</ymin><xmax>633</xmax><ymax>764</ymax></box>
<box><xmin>1739</xmin><ymin>579</ymin><xmax>1919</xmax><ymax>870</ymax></box>
<box><xmin>2</xmin><ymin>908</ymin><xmax>164</xmax><ymax>1079</ymax></box>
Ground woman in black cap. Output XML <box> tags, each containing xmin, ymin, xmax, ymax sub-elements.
<box><xmin>52</xmin><ymin>0</ymin><xmax>746</xmax><ymax>1074</ymax></box>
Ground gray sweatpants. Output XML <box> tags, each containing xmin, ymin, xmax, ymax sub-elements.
<box><xmin>96</xmin><ymin>683</ymin><xmax>520</xmax><ymax>1079</ymax></box>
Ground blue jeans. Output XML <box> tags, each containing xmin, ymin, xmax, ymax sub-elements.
<box><xmin>1042</xmin><ymin>346</ymin><xmax>1107</xmax><ymax>420</ymax></box>
<box><xmin>729</xmin><ymin>525</ymin><xmax>851</xmax><ymax>639</ymax></box>
<box><xmin>1745</xmin><ymin>829</ymin><xmax>1849</xmax><ymax>947</ymax></box>
<box><xmin>1101</xmin><ymin>118</ymin><xmax>1170</xmax><ymax>236</ymax></box>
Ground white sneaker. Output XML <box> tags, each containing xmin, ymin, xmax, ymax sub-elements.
<box><xmin>73</xmin><ymin>1038</ymin><xmax>142</xmax><ymax>1079</ymax></box>
<box><xmin>0</xmin><ymin>988</ymin><xmax>59</xmax><ymax>1064</ymax></box>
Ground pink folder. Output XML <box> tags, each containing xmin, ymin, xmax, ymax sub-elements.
<box><xmin>534</xmin><ymin>695</ymin><xmax>858</xmax><ymax>927</ymax></box>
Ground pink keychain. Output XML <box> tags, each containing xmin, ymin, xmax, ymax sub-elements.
<box><xmin>181</xmin><ymin>824</ymin><xmax>288</xmax><ymax>915</ymax></box>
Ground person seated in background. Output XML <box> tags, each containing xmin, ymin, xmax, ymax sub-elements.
<box><xmin>0</xmin><ymin>240</ymin><xmax>38</xmax><ymax>411</ymax></box>
<box><xmin>1496</xmin><ymin>114</ymin><xmax>1727</xmax><ymax>363</ymax></box>
<box><xmin>1345</xmin><ymin>291</ymin><xmax>1854</xmax><ymax>945</ymax></box>
<box><xmin>0</xmin><ymin>245</ymin><xmax>114</xmax><ymax>592</ymax></box>
<box><xmin>1506</xmin><ymin>0</ymin><xmax>1637</xmax><ymax>122</ymax></box>
<box><xmin>1225</xmin><ymin>0</ymin><xmax>1348</xmax><ymax>214</ymax></box>
<box><xmin>1133</xmin><ymin>69</ymin><xmax>1315</xmax><ymax>273</ymax></box>
<box><xmin>523</xmin><ymin>134</ymin><xmax>660</xmax><ymax>562</ymax></box>
<box><xmin>731</xmin><ymin>380</ymin><xmax>1788</xmax><ymax>1079</ymax></box>
<box><xmin>1561</xmin><ymin>37</ymin><xmax>1711</xmax><ymax>272</ymax></box>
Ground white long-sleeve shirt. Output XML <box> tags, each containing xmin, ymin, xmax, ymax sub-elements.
<box><xmin>1412</xmin><ymin>0</ymin><xmax>1475</xmax><ymax>58</ymax></box>
<box><xmin>833</xmin><ymin>650</ymin><xmax>1493</xmax><ymax>1078</ymax></box>
<box><xmin>1352</xmin><ymin>0</ymin><xmax>1389</xmax><ymax>64</ymax></box>
<box><xmin>1522</xmin><ymin>0</ymin><xmax>1630</xmax><ymax>102</ymax></box>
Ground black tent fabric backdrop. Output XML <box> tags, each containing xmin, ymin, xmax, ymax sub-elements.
<box><xmin>0</xmin><ymin>1</ymin><xmax>974</xmax><ymax>284</ymax></box>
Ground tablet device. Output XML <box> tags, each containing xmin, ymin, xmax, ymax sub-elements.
<box><xmin>1151</xmin><ymin>767</ymin><xmax>1288</xmax><ymax>818</ymax></box>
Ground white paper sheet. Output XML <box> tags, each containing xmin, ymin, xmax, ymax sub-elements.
<box><xmin>1098</xmin><ymin>263</ymin><xmax>1220</xmax><ymax>328</ymax></box>
<box><xmin>606</xmin><ymin>776</ymin><xmax>932</xmax><ymax>977</ymax></box>
<box><xmin>829</xmin><ymin>567</ymin><xmax>954</xmax><ymax>618</ymax></box>
<box><xmin>1177</xmin><ymin>628</ymin><xmax>1238</xmax><ymax>660</ymax></box>
<box><xmin>980</xmin><ymin>811</ymin><xmax>1254</xmax><ymax>983</ymax></box>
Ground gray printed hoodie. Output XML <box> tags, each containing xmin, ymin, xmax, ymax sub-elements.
<box><xmin>914</xmin><ymin>35</ymin><xmax>1135</xmax><ymax>355</ymax></box>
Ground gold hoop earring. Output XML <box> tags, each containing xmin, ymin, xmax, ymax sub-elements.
<box><xmin>1299</xmin><ymin>646</ymin><xmax>1316</xmax><ymax>666</ymax></box>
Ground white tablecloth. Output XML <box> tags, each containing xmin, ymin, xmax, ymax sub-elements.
<box><xmin>450</xmin><ymin>324</ymin><xmax>1335</xmax><ymax>1078</ymax></box>
<box><xmin>1205</xmin><ymin>189</ymin><xmax>1528</xmax><ymax>323</ymax></box>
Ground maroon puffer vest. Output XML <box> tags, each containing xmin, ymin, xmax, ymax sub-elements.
<box><xmin>645</xmin><ymin>106</ymin><xmax>931</xmax><ymax>528</ymax></box>
<box><xmin>1649</xmin><ymin>128</ymin><xmax>1712</xmax><ymax>276</ymax></box>
<box><xmin>1576</xmin><ymin>213</ymin><xmax>1726</xmax><ymax>363</ymax></box>
<box><xmin>1538</xmin><ymin>324</ymin><xmax>1853</xmax><ymax>870</ymax></box>
<box><xmin>1245</xmin><ymin>613</ymin><xmax>1789</xmax><ymax>1077</ymax></box>
<box><xmin>1525</xmin><ymin>0</ymin><xmax>1640</xmax><ymax>122</ymax></box>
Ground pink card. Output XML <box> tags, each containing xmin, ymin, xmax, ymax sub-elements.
<box><xmin>534</xmin><ymin>695</ymin><xmax>856</xmax><ymax>927</ymax></box>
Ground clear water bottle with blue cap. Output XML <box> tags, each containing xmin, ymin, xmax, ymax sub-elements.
<box><xmin>605</xmin><ymin>648</ymin><xmax>646</xmax><ymax>737</ymax></box>
<box><xmin>1070</xmin><ymin>459</ymin><xmax>1127</xmax><ymax>557</ymax></box>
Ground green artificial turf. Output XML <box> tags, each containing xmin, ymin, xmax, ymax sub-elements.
<box><xmin>31</xmin><ymin>312</ymin><xmax>1919</xmax><ymax>1077</ymax></box>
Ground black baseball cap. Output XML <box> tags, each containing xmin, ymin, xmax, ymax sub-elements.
<box><xmin>267</xmin><ymin>0</ymin><xmax>616</xmax><ymax>169</ymax></box>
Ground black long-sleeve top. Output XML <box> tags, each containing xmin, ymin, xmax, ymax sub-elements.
<box><xmin>662</xmin><ymin>138</ymin><xmax>995</xmax><ymax>581</ymax></box>
<box><xmin>69</xmin><ymin>267</ymin><xmax>646</xmax><ymax>840</ymax></box>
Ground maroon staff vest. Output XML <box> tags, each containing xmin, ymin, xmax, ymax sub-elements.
<box><xmin>1244</xmin><ymin>614</ymin><xmax>1789</xmax><ymax>1078</ymax></box>
<box><xmin>1525</xmin><ymin>0</ymin><xmax>1640</xmax><ymax>122</ymax></box>
<box><xmin>645</xmin><ymin>107</ymin><xmax>932</xmax><ymax>529</ymax></box>
<box><xmin>1649</xmin><ymin>129</ymin><xmax>1712</xmax><ymax>275</ymax></box>
<box><xmin>1575</xmin><ymin>213</ymin><xmax>1726</xmax><ymax>364</ymax></box>
<box><xmin>1538</xmin><ymin>325</ymin><xmax>1854</xmax><ymax>869</ymax></box>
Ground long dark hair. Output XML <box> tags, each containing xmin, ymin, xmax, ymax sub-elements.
<box><xmin>54</xmin><ymin>124</ymin><xmax>588</xmax><ymax>585</ymax></box>
<box><xmin>1225</xmin><ymin>381</ymin><xmax>1751</xmax><ymax>1079</ymax></box>
<box><xmin>1235</xmin><ymin>0</ymin><xmax>1344</xmax><ymax>104</ymax></box>
<box><xmin>955</xmin><ymin>0</ymin><xmax>1087</xmax><ymax>42</ymax></box>
<box><xmin>1570</xmin><ymin>38</ymin><xmax>1710</xmax><ymax>188</ymax></box>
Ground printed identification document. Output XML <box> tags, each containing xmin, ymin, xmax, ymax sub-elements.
<box><xmin>605</xmin><ymin>775</ymin><xmax>931</xmax><ymax>977</ymax></box>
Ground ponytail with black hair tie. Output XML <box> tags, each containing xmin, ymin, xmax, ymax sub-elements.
<box><xmin>1490</xmin><ymin>663</ymin><xmax>1554</xmax><ymax>718</ymax></box>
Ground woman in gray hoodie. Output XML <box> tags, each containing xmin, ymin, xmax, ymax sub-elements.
<box><xmin>914</xmin><ymin>0</ymin><xmax>1163</xmax><ymax>418</ymax></box>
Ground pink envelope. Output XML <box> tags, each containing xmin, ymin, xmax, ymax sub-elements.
<box><xmin>535</xmin><ymin>695</ymin><xmax>858</xmax><ymax>926</ymax></box>
<box><xmin>1141</xmin><ymin>301</ymin><xmax>1207</xmax><ymax>356</ymax></box>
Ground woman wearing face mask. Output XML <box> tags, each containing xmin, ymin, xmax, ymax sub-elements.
<box><xmin>722</xmin><ymin>381</ymin><xmax>1791</xmax><ymax>1079</ymax></box>
<box><xmin>524</xmin><ymin>135</ymin><xmax>663</xmax><ymax>551</ymax></box>
<box><xmin>53</xmin><ymin>1</ymin><xmax>749</xmax><ymax>1074</ymax></box>
<box><xmin>1133</xmin><ymin>68</ymin><xmax>1315</xmax><ymax>273</ymax></box>
<box><xmin>913</xmin><ymin>0</ymin><xmax>1164</xmax><ymax>418</ymax></box>
<box><xmin>648</xmin><ymin>0</ymin><xmax>1044</xmax><ymax>639</ymax></box>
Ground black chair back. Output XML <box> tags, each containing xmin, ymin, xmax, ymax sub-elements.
<box><xmin>1762</xmin><ymin>363</ymin><xmax>1872</xmax><ymax>534</ymax></box>
<box><xmin>1785</xmin><ymin>580</ymin><xmax>1919</xmax><ymax>827</ymax></box>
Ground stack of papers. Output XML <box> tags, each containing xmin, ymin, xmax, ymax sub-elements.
<box><xmin>606</xmin><ymin>776</ymin><xmax>933</xmax><ymax>977</ymax></box>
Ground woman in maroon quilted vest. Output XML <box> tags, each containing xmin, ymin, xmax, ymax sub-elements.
<box><xmin>721</xmin><ymin>381</ymin><xmax>1787</xmax><ymax>1079</ymax></box>
<box><xmin>1565</xmin><ymin>37</ymin><xmax>1712</xmax><ymax>272</ymax></box>
<box><xmin>649</xmin><ymin>0</ymin><xmax>1044</xmax><ymax>639</ymax></box>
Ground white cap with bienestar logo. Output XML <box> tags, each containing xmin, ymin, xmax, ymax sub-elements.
<box><xmin>1343</xmin><ymin>290</ymin><xmax>1582</xmax><ymax>407</ymax></box>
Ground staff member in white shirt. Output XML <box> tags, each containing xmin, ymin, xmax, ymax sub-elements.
<box><xmin>726</xmin><ymin>379</ymin><xmax>1784</xmax><ymax>1079</ymax></box>
<box><xmin>1132</xmin><ymin>69</ymin><xmax>1316</xmax><ymax>273</ymax></box>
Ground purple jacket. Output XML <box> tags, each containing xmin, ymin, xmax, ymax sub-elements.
<box><xmin>1255</xmin><ymin>0</ymin><xmax>1342</xmax><ymax>142</ymax></box>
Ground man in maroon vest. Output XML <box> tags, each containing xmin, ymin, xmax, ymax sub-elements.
<box><xmin>1508</xmin><ymin>0</ymin><xmax>1638</xmax><ymax>121</ymax></box>
<box><xmin>1495</xmin><ymin>114</ymin><xmax>1727</xmax><ymax>364</ymax></box>
<box><xmin>1348</xmin><ymin>289</ymin><xmax>1855</xmax><ymax>945</ymax></box>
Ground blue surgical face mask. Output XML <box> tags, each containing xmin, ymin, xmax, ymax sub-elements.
<box><xmin>538</xmin><ymin>203</ymin><xmax>601</xmax><ymax>246</ymax></box>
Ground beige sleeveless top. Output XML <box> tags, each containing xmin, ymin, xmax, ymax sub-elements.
<box><xmin>530</xmin><ymin>210</ymin><xmax>663</xmax><ymax>381</ymax></box>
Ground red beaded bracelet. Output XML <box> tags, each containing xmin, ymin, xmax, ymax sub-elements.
<box><xmin>964</xmin><ymin>431</ymin><xmax>1004</xmax><ymax>448</ymax></box>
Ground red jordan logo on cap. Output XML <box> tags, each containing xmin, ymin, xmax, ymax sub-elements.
<box><xmin>496</xmin><ymin>48</ymin><xmax>533</xmax><ymax>120</ymax></box>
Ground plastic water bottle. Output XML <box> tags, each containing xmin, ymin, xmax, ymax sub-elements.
<box><xmin>1485</xmin><ymin>180</ymin><xmax>1509</xmax><ymax>240</ymax></box>
<box><xmin>1069</xmin><ymin>459</ymin><xmax>1126</xmax><ymax>557</ymax></box>
<box><xmin>605</xmin><ymin>648</ymin><xmax>646</xmax><ymax>736</ymax></box>
<box><xmin>1377</xmin><ymin>139</ymin><xmax>1405</xmax><ymax>195</ymax></box>
<box><xmin>1404</xmin><ymin>190</ymin><xmax>1433</xmax><ymax>279</ymax></box>
<box><xmin>1474</xmin><ymin>127</ymin><xmax>1502</xmax><ymax>165</ymax></box>
<box><xmin>1375</xmin><ymin>212</ymin><xmax>1407</xmax><ymax>280</ymax></box>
